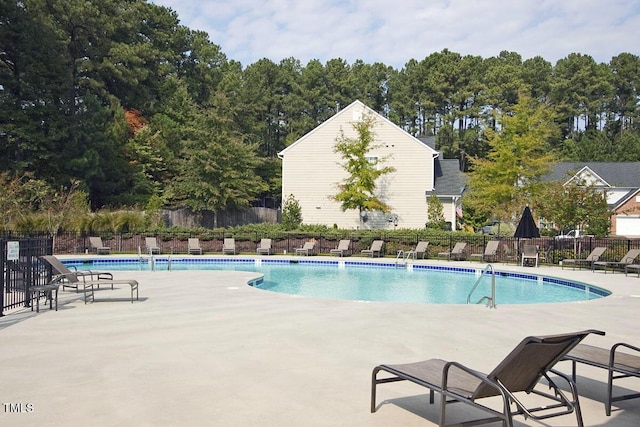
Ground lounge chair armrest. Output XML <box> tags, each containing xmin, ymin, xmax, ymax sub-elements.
<box><xmin>611</xmin><ymin>342</ymin><xmax>640</xmax><ymax>365</ymax></box>
<box><xmin>50</xmin><ymin>273</ymin><xmax>76</xmax><ymax>284</ymax></box>
<box><xmin>86</xmin><ymin>269</ymin><xmax>113</xmax><ymax>280</ymax></box>
<box><xmin>442</xmin><ymin>361</ymin><xmax>502</xmax><ymax>398</ymax></box>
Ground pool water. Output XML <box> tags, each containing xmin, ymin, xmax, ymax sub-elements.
<box><xmin>68</xmin><ymin>258</ymin><xmax>609</xmax><ymax>305</ymax></box>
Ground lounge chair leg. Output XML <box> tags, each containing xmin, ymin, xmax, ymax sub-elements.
<box><xmin>606</xmin><ymin>369</ymin><xmax>613</xmax><ymax>416</ymax></box>
<box><xmin>371</xmin><ymin>368</ymin><xmax>378</xmax><ymax>413</ymax></box>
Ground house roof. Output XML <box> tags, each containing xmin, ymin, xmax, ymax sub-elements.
<box><xmin>547</xmin><ymin>162</ymin><xmax>640</xmax><ymax>187</ymax></box>
<box><xmin>418</xmin><ymin>136</ymin><xmax>437</xmax><ymax>150</ymax></box>
<box><xmin>277</xmin><ymin>100</ymin><xmax>439</xmax><ymax>158</ymax></box>
<box><xmin>615</xmin><ymin>188</ymin><xmax>640</xmax><ymax>211</ymax></box>
<box><xmin>431</xmin><ymin>158</ymin><xmax>466</xmax><ymax>197</ymax></box>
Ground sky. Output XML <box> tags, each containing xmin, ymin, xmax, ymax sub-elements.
<box><xmin>149</xmin><ymin>0</ymin><xmax>640</xmax><ymax>69</ymax></box>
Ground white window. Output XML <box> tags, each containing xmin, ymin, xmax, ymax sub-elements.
<box><xmin>366</xmin><ymin>156</ymin><xmax>379</xmax><ymax>169</ymax></box>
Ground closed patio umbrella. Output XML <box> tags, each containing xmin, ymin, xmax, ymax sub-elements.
<box><xmin>514</xmin><ymin>206</ymin><xmax>540</xmax><ymax>238</ymax></box>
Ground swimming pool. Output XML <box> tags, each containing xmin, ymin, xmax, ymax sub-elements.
<box><xmin>65</xmin><ymin>257</ymin><xmax>610</xmax><ymax>305</ymax></box>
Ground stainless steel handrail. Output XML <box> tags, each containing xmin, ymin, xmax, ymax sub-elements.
<box><xmin>395</xmin><ymin>250</ymin><xmax>415</xmax><ymax>268</ymax></box>
<box><xmin>467</xmin><ymin>264</ymin><xmax>496</xmax><ymax>308</ymax></box>
<box><xmin>395</xmin><ymin>250</ymin><xmax>404</xmax><ymax>267</ymax></box>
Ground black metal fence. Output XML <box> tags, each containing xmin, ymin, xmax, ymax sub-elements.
<box><xmin>1</xmin><ymin>237</ymin><xmax>53</xmax><ymax>316</ymax></box>
<box><xmin>35</xmin><ymin>231</ymin><xmax>640</xmax><ymax>264</ymax></box>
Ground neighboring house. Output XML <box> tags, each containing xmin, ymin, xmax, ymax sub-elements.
<box><xmin>546</xmin><ymin>162</ymin><xmax>640</xmax><ymax>236</ymax></box>
<box><xmin>425</xmin><ymin>141</ymin><xmax>467</xmax><ymax>230</ymax></box>
<box><xmin>278</xmin><ymin>100</ymin><xmax>465</xmax><ymax>229</ymax></box>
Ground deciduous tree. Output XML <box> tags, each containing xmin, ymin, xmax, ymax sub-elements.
<box><xmin>537</xmin><ymin>180</ymin><xmax>610</xmax><ymax>236</ymax></box>
<box><xmin>332</xmin><ymin>112</ymin><xmax>395</xmax><ymax>222</ymax></box>
<box><xmin>465</xmin><ymin>93</ymin><xmax>558</xmax><ymax>222</ymax></box>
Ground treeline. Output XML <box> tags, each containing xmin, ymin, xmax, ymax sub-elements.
<box><xmin>1</xmin><ymin>0</ymin><xmax>639</xmax><ymax>213</ymax></box>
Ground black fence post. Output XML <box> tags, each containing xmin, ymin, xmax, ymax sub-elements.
<box><xmin>0</xmin><ymin>238</ymin><xmax>5</xmax><ymax>317</ymax></box>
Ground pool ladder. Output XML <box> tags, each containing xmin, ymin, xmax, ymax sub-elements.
<box><xmin>467</xmin><ymin>264</ymin><xmax>496</xmax><ymax>308</ymax></box>
<box><xmin>137</xmin><ymin>246</ymin><xmax>157</xmax><ymax>271</ymax></box>
<box><xmin>395</xmin><ymin>250</ymin><xmax>415</xmax><ymax>268</ymax></box>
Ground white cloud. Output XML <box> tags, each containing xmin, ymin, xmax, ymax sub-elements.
<box><xmin>150</xmin><ymin>0</ymin><xmax>640</xmax><ymax>68</ymax></box>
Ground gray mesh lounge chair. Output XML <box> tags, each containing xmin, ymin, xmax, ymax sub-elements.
<box><xmin>222</xmin><ymin>238</ymin><xmax>236</xmax><ymax>255</ymax></box>
<box><xmin>562</xmin><ymin>247</ymin><xmax>607</xmax><ymax>270</ymax></box>
<box><xmin>563</xmin><ymin>341</ymin><xmax>640</xmax><ymax>416</ymax></box>
<box><xmin>40</xmin><ymin>255</ymin><xmax>139</xmax><ymax>304</ymax></box>
<box><xmin>295</xmin><ymin>241</ymin><xmax>315</xmax><ymax>256</ymax></box>
<box><xmin>145</xmin><ymin>237</ymin><xmax>161</xmax><ymax>255</ymax></box>
<box><xmin>188</xmin><ymin>238</ymin><xmax>203</xmax><ymax>255</ymax></box>
<box><xmin>594</xmin><ymin>248</ymin><xmax>640</xmax><ymax>273</ymax></box>
<box><xmin>372</xmin><ymin>329</ymin><xmax>604</xmax><ymax>427</ymax></box>
<box><xmin>437</xmin><ymin>242</ymin><xmax>467</xmax><ymax>260</ymax></box>
<box><xmin>624</xmin><ymin>263</ymin><xmax>640</xmax><ymax>277</ymax></box>
<box><xmin>89</xmin><ymin>237</ymin><xmax>111</xmax><ymax>255</ymax></box>
<box><xmin>470</xmin><ymin>240</ymin><xmax>499</xmax><ymax>262</ymax></box>
<box><xmin>40</xmin><ymin>255</ymin><xmax>113</xmax><ymax>285</ymax></box>
<box><xmin>256</xmin><ymin>238</ymin><xmax>272</xmax><ymax>255</ymax></box>
<box><xmin>361</xmin><ymin>240</ymin><xmax>384</xmax><ymax>258</ymax></box>
<box><xmin>330</xmin><ymin>240</ymin><xmax>351</xmax><ymax>257</ymax></box>
<box><xmin>410</xmin><ymin>241</ymin><xmax>429</xmax><ymax>259</ymax></box>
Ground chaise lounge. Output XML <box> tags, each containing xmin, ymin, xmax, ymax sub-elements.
<box><xmin>593</xmin><ymin>248</ymin><xmax>640</xmax><ymax>273</ymax></box>
<box><xmin>40</xmin><ymin>255</ymin><xmax>139</xmax><ymax>304</ymax></box>
<box><xmin>330</xmin><ymin>240</ymin><xmax>351</xmax><ymax>257</ymax></box>
<box><xmin>562</xmin><ymin>247</ymin><xmax>607</xmax><ymax>270</ymax></box>
<box><xmin>145</xmin><ymin>237</ymin><xmax>161</xmax><ymax>255</ymax></box>
<box><xmin>372</xmin><ymin>329</ymin><xmax>604</xmax><ymax>427</ymax></box>
<box><xmin>89</xmin><ymin>236</ymin><xmax>111</xmax><ymax>255</ymax></box>
<box><xmin>409</xmin><ymin>241</ymin><xmax>429</xmax><ymax>259</ymax></box>
<box><xmin>437</xmin><ymin>242</ymin><xmax>467</xmax><ymax>261</ymax></box>
<box><xmin>295</xmin><ymin>241</ymin><xmax>315</xmax><ymax>256</ymax></box>
<box><xmin>256</xmin><ymin>238</ymin><xmax>272</xmax><ymax>255</ymax></box>
<box><xmin>361</xmin><ymin>240</ymin><xmax>384</xmax><ymax>258</ymax></box>
<box><xmin>222</xmin><ymin>238</ymin><xmax>236</xmax><ymax>255</ymax></box>
<box><xmin>469</xmin><ymin>240</ymin><xmax>499</xmax><ymax>262</ymax></box>
<box><xmin>188</xmin><ymin>238</ymin><xmax>203</xmax><ymax>255</ymax></box>
<box><xmin>563</xmin><ymin>340</ymin><xmax>640</xmax><ymax>416</ymax></box>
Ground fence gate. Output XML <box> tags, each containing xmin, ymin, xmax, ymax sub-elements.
<box><xmin>1</xmin><ymin>237</ymin><xmax>53</xmax><ymax>316</ymax></box>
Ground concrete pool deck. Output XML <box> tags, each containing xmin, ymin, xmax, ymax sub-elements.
<box><xmin>1</xmin><ymin>257</ymin><xmax>639</xmax><ymax>426</ymax></box>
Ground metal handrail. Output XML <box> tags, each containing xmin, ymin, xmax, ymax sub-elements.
<box><xmin>395</xmin><ymin>250</ymin><xmax>415</xmax><ymax>268</ymax></box>
<box><xmin>148</xmin><ymin>247</ymin><xmax>155</xmax><ymax>271</ymax></box>
<box><xmin>467</xmin><ymin>264</ymin><xmax>496</xmax><ymax>308</ymax></box>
